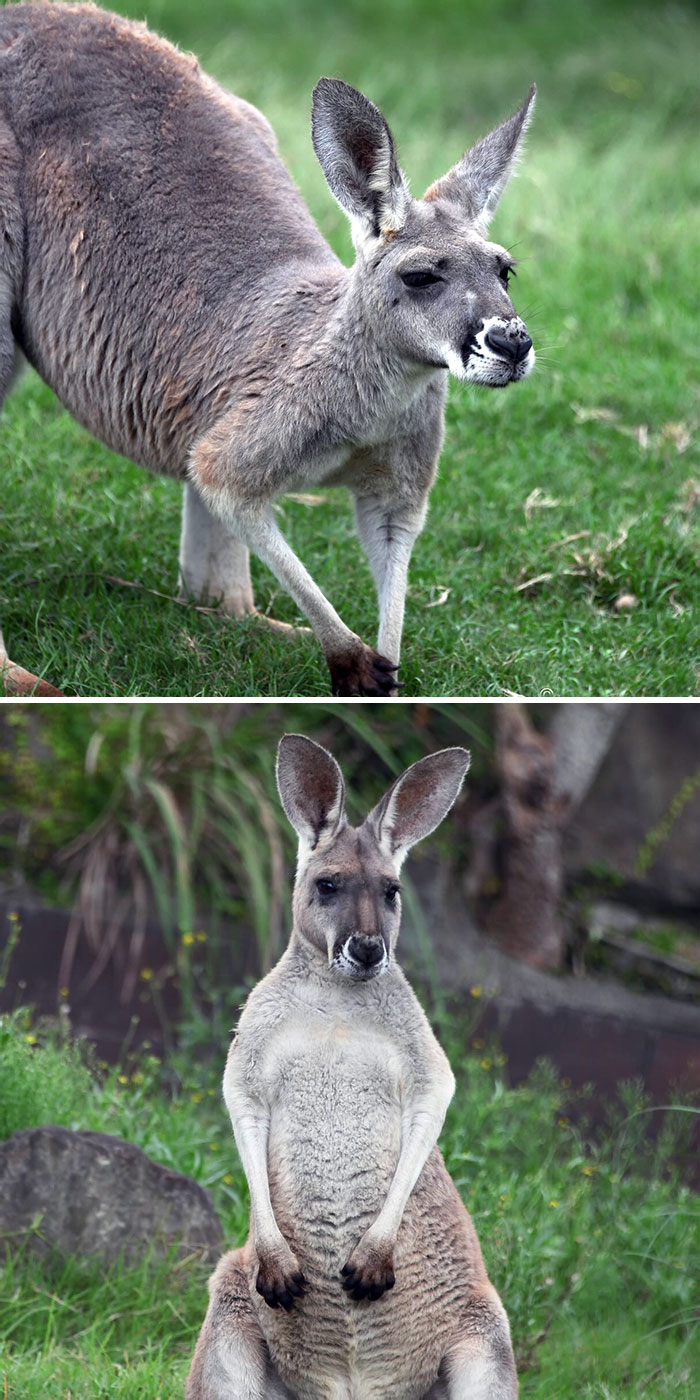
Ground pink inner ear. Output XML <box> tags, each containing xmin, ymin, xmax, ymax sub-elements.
<box><xmin>277</xmin><ymin>735</ymin><xmax>345</xmax><ymax>842</ymax></box>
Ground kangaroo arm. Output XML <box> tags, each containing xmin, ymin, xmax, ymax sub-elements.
<box><xmin>341</xmin><ymin>1057</ymin><xmax>455</xmax><ymax>1300</ymax></box>
<box><xmin>373</xmin><ymin>1068</ymin><xmax>455</xmax><ymax>1245</ymax></box>
<box><xmin>229</xmin><ymin>1106</ymin><xmax>281</xmax><ymax>1252</ymax></box>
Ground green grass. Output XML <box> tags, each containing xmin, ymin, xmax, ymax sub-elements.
<box><xmin>1</xmin><ymin>0</ymin><xmax>699</xmax><ymax>696</ymax></box>
<box><xmin>1</xmin><ymin>1006</ymin><xmax>698</xmax><ymax>1398</ymax></box>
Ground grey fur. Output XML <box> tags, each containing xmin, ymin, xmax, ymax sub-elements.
<box><xmin>0</xmin><ymin>3</ymin><xmax>535</xmax><ymax>696</ymax></box>
<box><xmin>186</xmin><ymin>737</ymin><xmax>518</xmax><ymax>1400</ymax></box>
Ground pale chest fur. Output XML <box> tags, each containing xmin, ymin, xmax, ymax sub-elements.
<box><xmin>261</xmin><ymin>1008</ymin><xmax>405</xmax><ymax>1272</ymax></box>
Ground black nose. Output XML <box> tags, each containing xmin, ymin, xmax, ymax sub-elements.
<box><xmin>347</xmin><ymin>936</ymin><xmax>384</xmax><ymax>968</ymax></box>
<box><xmin>484</xmin><ymin>329</ymin><xmax>532</xmax><ymax>364</ymax></box>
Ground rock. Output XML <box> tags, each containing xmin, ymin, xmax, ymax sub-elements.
<box><xmin>0</xmin><ymin>1125</ymin><xmax>223</xmax><ymax>1267</ymax></box>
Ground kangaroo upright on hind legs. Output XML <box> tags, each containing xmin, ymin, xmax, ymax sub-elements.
<box><xmin>0</xmin><ymin>4</ymin><xmax>535</xmax><ymax>695</ymax></box>
<box><xmin>187</xmin><ymin>735</ymin><xmax>518</xmax><ymax>1399</ymax></box>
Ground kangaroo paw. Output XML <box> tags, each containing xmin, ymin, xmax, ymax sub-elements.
<box><xmin>341</xmin><ymin>1242</ymin><xmax>395</xmax><ymax>1302</ymax></box>
<box><xmin>327</xmin><ymin>643</ymin><xmax>399</xmax><ymax>697</ymax></box>
<box><xmin>255</xmin><ymin>1249</ymin><xmax>306</xmax><ymax>1313</ymax></box>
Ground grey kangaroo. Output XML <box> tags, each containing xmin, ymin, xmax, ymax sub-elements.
<box><xmin>0</xmin><ymin>3</ymin><xmax>535</xmax><ymax>695</ymax></box>
<box><xmin>187</xmin><ymin>735</ymin><xmax>518</xmax><ymax>1400</ymax></box>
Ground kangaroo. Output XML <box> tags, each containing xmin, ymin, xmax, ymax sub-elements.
<box><xmin>0</xmin><ymin>4</ymin><xmax>535</xmax><ymax>695</ymax></box>
<box><xmin>186</xmin><ymin>735</ymin><xmax>518</xmax><ymax>1400</ymax></box>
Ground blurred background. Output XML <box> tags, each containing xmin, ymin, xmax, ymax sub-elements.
<box><xmin>1</xmin><ymin>699</ymin><xmax>699</xmax><ymax>1396</ymax></box>
<box><xmin>2</xmin><ymin>701</ymin><xmax>700</xmax><ymax>1081</ymax></box>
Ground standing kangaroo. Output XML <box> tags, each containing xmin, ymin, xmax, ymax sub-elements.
<box><xmin>187</xmin><ymin>735</ymin><xmax>518</xmax><ymax>1400</ymax></box>
<box><xmin>0</xmin><ymin>4</ymin><xmax>535</xmax><ymax>695</ymax></box>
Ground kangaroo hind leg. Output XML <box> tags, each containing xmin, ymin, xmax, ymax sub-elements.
<box><xmin>179</xmin><ymin>484</ymin><xmax>308</xmax><ymax>637</ymax></box>
<box><xmin>439</xmin><ymin>1286</ymin><xmax>518</xmax><ymax>1399</ymax></box>
<box><xmin>186</xmin><ymin>1249</ymin><xmax>294</xmax><ymax>1400</ymax></box>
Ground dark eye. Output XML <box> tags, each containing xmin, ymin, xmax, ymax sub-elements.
<box><xmin>316</xmin><ymin>878</ymin><xmax>337</xmax><ymax>896</ymax></box>
<box><xmin>498</xmin><ymin>264</ymin><xmax>515</xmax><ymax>289</ymax></box>
<box><xmin>385</xmin><ymin>884</ymin><xmax>401</xmax><ymax>904</ymax></box>
<box><xmin>400</xmin><ymin>270</ymin><xmax>442</xmax><ymax>290</ymax></box>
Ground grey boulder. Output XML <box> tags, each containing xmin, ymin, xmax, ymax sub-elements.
<box><xmin>0</xmin><ymin>1125</ymin><xmax>223</xmax><ymax>1266</ymax></box>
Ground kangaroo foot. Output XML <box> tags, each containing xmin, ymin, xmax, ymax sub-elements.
<box><xmin>341</xmin><ymin>1240</ymin><xmax>395</xmax><ymax>1301</ymax></box>
<box><xmin>327</xmin><ymin>643</ymin><xmax>399</xmax><ymax>697</ymax></box>
<box><xmin>255</xmin><ymin>1247</ymin><xmax>307</xmax><ymax>1313</ymax></box>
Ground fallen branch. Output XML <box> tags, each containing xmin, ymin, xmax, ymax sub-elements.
<box><xmin>0</xmin><ymin>630</ymin><xmax>64</xmax><ymax>697</ymax></box>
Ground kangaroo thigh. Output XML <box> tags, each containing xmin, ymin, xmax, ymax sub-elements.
<box><xmin>186</xmin><ymin>1249</ymin><xmax>296</xmax><ymax>1400</ymax></box>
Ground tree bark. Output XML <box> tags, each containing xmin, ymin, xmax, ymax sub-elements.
<box><xmin>486</xmin><ymin>702</ymin><xmax>630</xmax><ymax>969</ymax></box>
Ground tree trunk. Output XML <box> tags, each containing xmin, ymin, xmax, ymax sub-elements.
<box><xmin>486</xmin><ymin>702</ymin><xmax>629</xmax><ymax>969</ymax></box>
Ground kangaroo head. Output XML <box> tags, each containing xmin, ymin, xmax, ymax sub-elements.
<box><xmin>312</xmin><ymin>78</ymin><xmax>535</xmax><ymax>387</ymax></box>
<box><xmin>276</xmin><ymin>734</ymin><xmax>470</xmax><ymax>980</ymax></box>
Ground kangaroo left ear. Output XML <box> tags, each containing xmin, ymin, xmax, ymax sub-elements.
<box><xmin>424</xmin><ymin>85</ymin><xmax>535</xmax><ymax>233</ymax></box>
<box><xmin>364</xmin><ymin>748</ymin><xmax>470</xmax><ymax>868</ymax></box>
<box><xmin>312</xmin><ymin>77</ymin><xmax>410</xmax><ymax>249</ymax></box>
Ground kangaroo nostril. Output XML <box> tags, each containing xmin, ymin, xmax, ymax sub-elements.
<box><xmin>347</xmin><ymin>936</ymin><xmax>384</xmax><ymax>967</ymax></box>
<box><xmin>484</xmin><ymin>329</ymin><xmax>515</xmax><ymax>362</ymax></box>
<box><xmin>484</xmin><ymin>329</ymin><xmax>532</xmax><ymax>365</ymax></box>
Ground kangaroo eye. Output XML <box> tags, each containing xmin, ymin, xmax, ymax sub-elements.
<box><xmin>316</xmin><ymin>878</ymin><xmax>337</xmax><ymax>896</ymax></box>
<box><xmin>400</xmin><ymin>270</ymin><xmax>442</xmax><ymax>290</ymax></box>
<box><xmin>498</xmin><ymin>264</ymin><xmax>515</xmax><ymax>289</ymax></box>
<box><xmin>385</xmin><ymin>884</ymin><xmax>401</xmax><ymax>903</ymax></box>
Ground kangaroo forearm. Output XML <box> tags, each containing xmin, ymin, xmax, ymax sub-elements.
<box><xmin>372</xmin><ymin>1103</ymin><xmax>449</xmax><ymax>1244</ymax></box>
<box><xmin>229</xmin><ymin>1109</ymin><xmax>283</xmax><ymax>1250</ymax></box>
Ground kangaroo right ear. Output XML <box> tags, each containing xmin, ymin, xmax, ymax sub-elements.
<box><xmin>424</xmin><ymin>85</ymin><xmax>535</xmax><ymax>233</ymax></box>
<box><xmin>312</xmin><ymin>78</ymin><xmax>409</xmax><ymax>249</ymax></box>
<box><xmin>365</xmin><ymin>748</ymin><xmax>470</xmax><ymax>868</ymax></box>
<box><xmin>277</xmin><ymin>734</ymin><xmax>347</xmax><ymax>851</ymax></box>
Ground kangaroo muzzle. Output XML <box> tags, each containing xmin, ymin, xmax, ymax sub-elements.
<box><xmin>333</xmin><ymin>934</ymin><xmax>388</xmax><ymax>980</ymax></box>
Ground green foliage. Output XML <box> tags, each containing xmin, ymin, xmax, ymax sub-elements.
<box><xmin>0</xmin><ymin>1005</ymin><xmax>698</xmax><ymax>1398</ymax></box>
<box><xmin>0</xmin><ymin>1009</ymin><xmax>94</xmax><ymax>1142</ymax></box>
<box><xmin>1</xmin><ymin>0</ymin><xmax>698</xmax><ymax>696</ymax></box>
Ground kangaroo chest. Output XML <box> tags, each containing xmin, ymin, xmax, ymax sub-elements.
<box><xmin>263</xmin><ymin>1012</ymin><xmax>405</xmax><ymax>1266</ymax></box>
<box><xmin>255</xmin><ymin>1013</ymin><xmax>448</xmax><ymax>1400</ymax></box>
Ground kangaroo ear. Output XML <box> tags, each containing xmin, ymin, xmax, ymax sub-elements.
<box><xmin>425</xmin><ymin>85</ymin><xmax>535</xmax><ymax>233</ymax></box>
<box><xmin>277</xmin><ymin>734</ymin><xmax>346</xmax><ymax>850</ymax></box>
<box><xmin>365</xmin><ymin>748</ymin><xmax>470</xmax><ymax>867</ymax></box>
<box><xmin>312</xmin><ymin>77</ymin><xmax>410</xmax><ymax>249</ymax></box>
